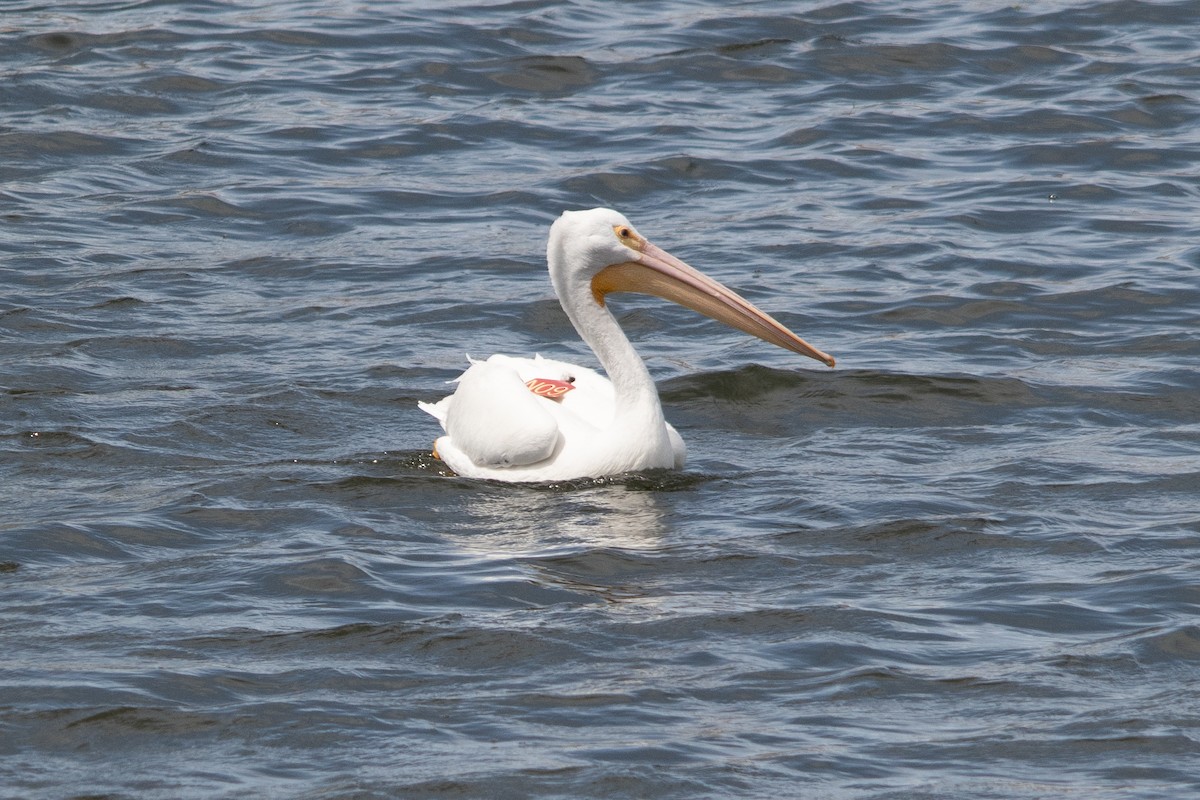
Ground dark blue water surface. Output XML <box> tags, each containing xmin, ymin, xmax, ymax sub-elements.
<box><xmin>2</xmin><ymin>1</ymin><xmax>1199</xmax><ymax>797</ymax></box>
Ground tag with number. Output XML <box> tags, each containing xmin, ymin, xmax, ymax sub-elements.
<box><xmin>525</xmin><ymin>378</ymin><xmax>575</xmax><ymax>401</ymax></box>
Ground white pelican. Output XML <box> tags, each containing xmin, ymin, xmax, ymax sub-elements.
<box><xmin>419</xmin><ymin>208</ymin><xmax>835</xmax><ymax>482</ymax></box>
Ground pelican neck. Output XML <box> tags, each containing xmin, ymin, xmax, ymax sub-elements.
<box><xmin>565</xmin><ymin>292</ymin><xmax>665</xmax><ymax>423</ymax></box>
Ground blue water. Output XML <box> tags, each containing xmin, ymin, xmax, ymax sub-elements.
<box><xmin>2</xmin><ymin>1</ymin><xmax>1198</xmax><ymax>797</ymax></box>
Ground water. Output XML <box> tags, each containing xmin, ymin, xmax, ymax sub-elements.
<box><xmin>2</xmin><ymin>1</ymin><xmax>1198</xmax><ymax>797</ymax></box>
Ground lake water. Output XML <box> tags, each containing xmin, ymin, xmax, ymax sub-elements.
<box><xmin>2</xmin><ymin>1</ymin><xmax>1198</xmax><ymax>797</ymax></box>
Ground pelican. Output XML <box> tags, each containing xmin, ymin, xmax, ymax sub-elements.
<box><xmin>419</xmin><ymin>208</ymin><xmax>834</xmax><ymax>482</ymax></box>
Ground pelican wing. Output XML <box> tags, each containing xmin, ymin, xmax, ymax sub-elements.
<box><xmin>490</xmin><ymin>354</ymin><xmax>615</xmax><ymax>429</ymax></box>
<box><xmin>434</xmin><ymin>360</ymin><xmax>561</xmax><ymax>468</ymax></box>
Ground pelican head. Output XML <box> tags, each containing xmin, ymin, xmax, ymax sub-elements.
<box><xmin>547</xmin><ymin>208</ymin><xmax>835</xmax><ymax>367</ymax></box>
<box><xmin>546</xmin><ymin>208</ymin><xmax>641</xmax><ymax>296</ymax></box>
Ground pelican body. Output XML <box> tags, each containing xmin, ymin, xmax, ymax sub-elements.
<box><xmin>419</xmin><ymin>208</ymin><xmax>834</xmax><ymax>482</ymax></box>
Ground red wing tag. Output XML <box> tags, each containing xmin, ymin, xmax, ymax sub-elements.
<box><xmin>525</xmin><ymin>378</ymin><xmax>575</xmax><ymax>401</ymax></box>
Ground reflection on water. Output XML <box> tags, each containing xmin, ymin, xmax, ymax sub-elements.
<box><xmin>446</xmin><ymin>481</ymin><xmax>674</xmax><ymax>556</ymax></box>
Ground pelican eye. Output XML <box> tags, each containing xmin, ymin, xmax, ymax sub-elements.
<box><xmin>612</xmin><ymin>224</ymin><xmax>642</xmax><ymax>251</ymax></box>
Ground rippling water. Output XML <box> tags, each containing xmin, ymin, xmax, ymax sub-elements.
<box><xmin>3</xmin><ymin>1</ymin><xmax>1199</xmax><ymax>797</ymax></box>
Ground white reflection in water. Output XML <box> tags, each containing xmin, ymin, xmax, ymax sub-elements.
<box><xmin>444</xmin><ymin>482</ymin><xmax>671</xmax><ymax>556</ymax></box>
